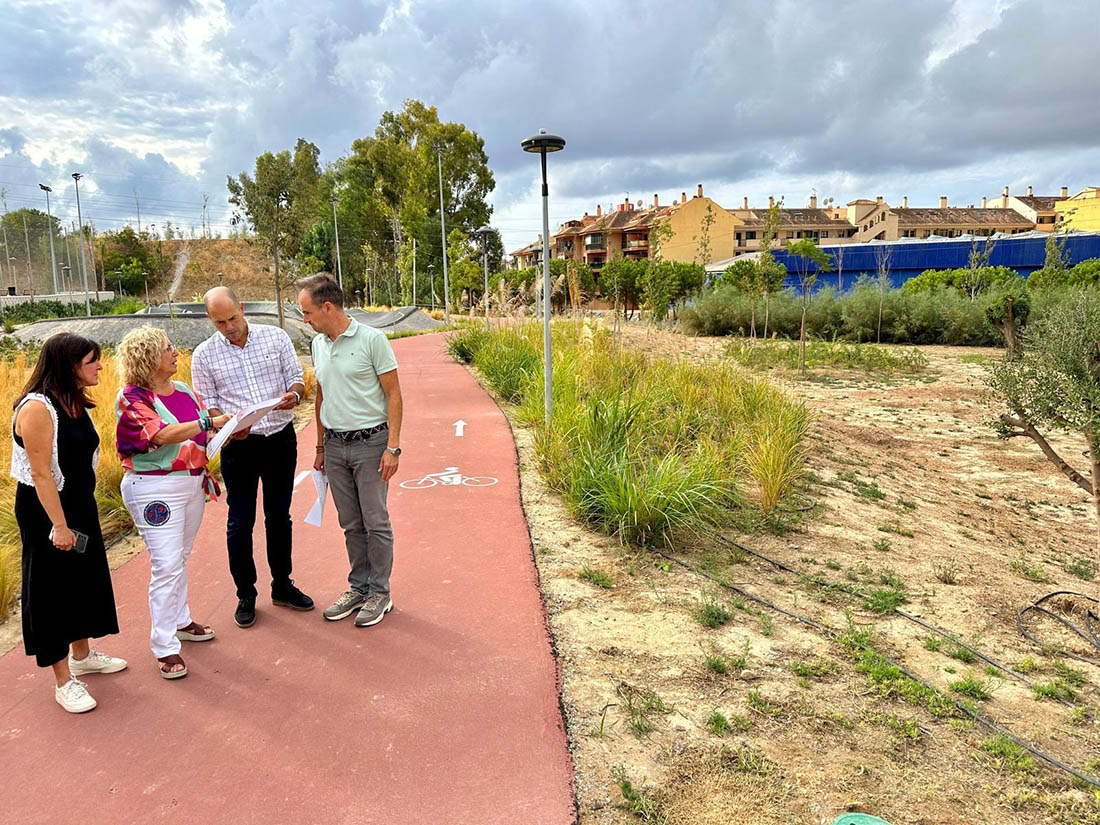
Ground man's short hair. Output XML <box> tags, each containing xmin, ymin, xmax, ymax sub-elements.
<box><xmin>297</xmin><ymin>274</ymin><xmax>344</xmax><ymax>309</ymax></box>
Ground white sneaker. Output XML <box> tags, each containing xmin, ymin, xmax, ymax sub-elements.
<box><xmin>69</xmin><ymin>649</ymin><xmax>128</xmax><ymax>676</ymax></box>
<box><xmin>55</xmin><ymin>678</ymin><xmax>96</xmax><ymax>713</ymax></box>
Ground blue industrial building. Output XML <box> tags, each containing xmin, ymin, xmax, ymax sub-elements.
<box><xmin>707</xmin><ymin>231</ymin><xmax>1100</xmax><ymax>291</ymax></box>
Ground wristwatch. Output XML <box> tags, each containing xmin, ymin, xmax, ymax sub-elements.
<box><xmin>290</xmin><ymin>390</ymin><xmax>301</xmax><ymax>406</ymax></box>
<box><xmin>386</xmin><ymin>447</ymin><xmax>402</xmax><ymax>457</ymax></box>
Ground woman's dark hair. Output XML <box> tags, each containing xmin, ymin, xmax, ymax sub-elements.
<box><xmin>16</xmin><ymin>332</ymin><xmax>102</xmax><ymax>414</ymax></box>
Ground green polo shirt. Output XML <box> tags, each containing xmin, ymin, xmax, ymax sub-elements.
<box><xmin>311</xmin><ymin>318</ymin><xmax>398</xmax><ymax>431</ymax></box>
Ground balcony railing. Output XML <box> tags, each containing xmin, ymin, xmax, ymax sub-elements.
<box><xmin>584</xmin><ymin>239</ymin><xmax>606</xmax><ymax>250</ymax></box>
<box><xmin>622</xmin><ymin>238</ymin><xmax>649</xmax><ymax>249</ymax></box>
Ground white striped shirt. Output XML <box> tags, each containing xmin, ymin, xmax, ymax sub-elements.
<box><xmin>191</xmin><ymin>323</ymin><xmax>304</xmax><ymax>436</ymax></box>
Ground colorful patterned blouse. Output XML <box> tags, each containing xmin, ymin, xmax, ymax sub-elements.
<box><xmin>115</xmin><ymin>382</ymin><xmax>209</xmax><ymax>476</ymax></box>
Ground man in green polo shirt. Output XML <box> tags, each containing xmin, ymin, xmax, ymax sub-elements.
<box><xmin>298</xmin><ymin>274</ymin><xmax>403</xmax><ymax>628</ymax></box>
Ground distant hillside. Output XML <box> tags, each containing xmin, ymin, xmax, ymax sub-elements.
<box><xmin>158</xmin><ymin>238</ymin><xmax>277</xmax><ymax>301</ymax></box>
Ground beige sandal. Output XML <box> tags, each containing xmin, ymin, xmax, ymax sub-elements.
<box><xmin>175</xmin><ymin>622</ymin><xmax>215</xmax><ymax>642</ymax></box>
<box><xmin>158</xmin><ymin>654</ymin><xmax>188</xmax><ymax>680</ymax></box>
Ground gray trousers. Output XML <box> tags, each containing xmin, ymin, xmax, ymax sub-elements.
<box><xmin>324</xmin><ymin>429</ymin><xmax>394</xmax><ymax>597</ymax></box>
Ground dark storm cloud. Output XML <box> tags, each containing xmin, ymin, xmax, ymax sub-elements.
<box><xmin>1</xmin><ymin>0</ymin><xmax>1096</xmax><ymax>251</ymax></box>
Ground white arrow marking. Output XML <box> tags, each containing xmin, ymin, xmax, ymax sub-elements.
<box><xmin>293</xmin><ymin>470</ymin><xmax>311</xmax><ymax>489</ymax></box>
<box><xmin>453</xmin><ymin>419</ymin><xmax>467</xmax><ymax>437</ymax></box>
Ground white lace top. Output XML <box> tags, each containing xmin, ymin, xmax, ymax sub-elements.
<box><xmin>9</xmin><ymin>393</ymin><xmax>100</xmax><ymax>491</ymax></box>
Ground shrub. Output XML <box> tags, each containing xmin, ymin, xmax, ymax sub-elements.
<box><xmin>449</xmin><ymin>323</ymin><xmax>807</xmax><ymax>543</ymax></box>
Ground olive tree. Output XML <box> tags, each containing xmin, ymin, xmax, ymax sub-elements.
<box><xmin>987</xmin><ymin>289</ymin><xmax>1100</xmax><ymax>548</ymax></box>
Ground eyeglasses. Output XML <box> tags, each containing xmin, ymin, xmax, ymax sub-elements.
<box><xmin>163</xmin><ymin>341</ymin><xmax>177</xmax><ymax>353</ymax></box>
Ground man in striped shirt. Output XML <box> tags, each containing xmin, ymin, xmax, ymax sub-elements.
<box><xmin>191</xmin><ymin>287</ymin><xmax>312</xmax><ymax>628</ymax></box>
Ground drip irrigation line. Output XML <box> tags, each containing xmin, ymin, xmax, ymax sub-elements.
<box><xmin>650</xmin><ymin>547</ymin><xmax>1100</xmax><ymax>790</ymax></box>
<box><xmin>1017</xmin><ymin>591</ymin><xmax>1100</xmax><ymax>668</ymax></box>
<box><xmin>707</xmin><ymin>530</ymin><xmax>1058</xmax><ymax>701</ymax></box>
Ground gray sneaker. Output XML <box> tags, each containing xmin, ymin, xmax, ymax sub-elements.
<box><xmin>354</xmin><ymin>594</ymin><xmax>394</xmax><ymax>627</ymax></box>
<box><xmin>323</xmin><ymin>589</ymin><xmax>367</xmax><ymax>621</ymax></box>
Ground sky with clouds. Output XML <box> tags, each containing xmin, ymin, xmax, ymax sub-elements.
<box><xmin>1</xmin><ymin>0</ymin><xmax>1097</xmax><ymax>254</ymax></box>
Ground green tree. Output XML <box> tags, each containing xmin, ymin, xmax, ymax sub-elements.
<box><xmin>227</xmin><ymin>138</ymin><xmax>323</xmax><ymax>327</ymax></box>
<box><xmin>300</xmin><ymin>221</ymin><xmax>335</xmax><ymax>272</ymax></box>
<box><xmin>987</xmin><ymin>289</ymin><xmax>1100</xmax><ymax>548</ymax></box>
<box><xmin>340</xmin><ymin>100</ymin><xmax>495</xmax><ymax>304</ymax></box>
<box><xmin>720</xmin><ymin>259</ymin><xmax>761</xmax><ymax>337</ymax></box>
<box><xmin>100</xmin><ymin>226</ymin><xmax>169</xmax><ymax>294</ymax></box>
<box><xmin>983</xmin><ymin>279</ymin><xmax>1030</xmax><ymax>358</ymax></box>
<box><xmin>787</xmin><ymin>238</ymin><xmax>833</xmax><ymax>374</ymax></box>
<box><xmin>600</xmin><ymin>257</ymin><xmax>645</xmax><ymax>318</ymax></box>
<box><xmin>757</xmin><ymin>198</ymin><xmax>786</xmax><ymax>338</ymax></box>
<box><xmin>693</xmin><ymin>202</ymin><xmax>716</xmax><ymax>267</ymax></box>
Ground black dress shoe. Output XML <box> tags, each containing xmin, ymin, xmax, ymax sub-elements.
<box><xmin>272</xmin><ymin>580</ymin><xmax>315</xmax><ymax>611</ymax></box>
<box><xmin>234</xmin><ymin>597</ymin><xmax>257</xmax><ymax>628</ymax></box>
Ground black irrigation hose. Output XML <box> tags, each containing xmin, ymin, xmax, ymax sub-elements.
<box><xmin>707</xmin><ymin>530</ymin><xmax>1061</xmax><ymax>702</ymax></box>
<box><xmin>651</xmin><ymin>546</ymin><xmax>1100</xmax><ymax>790</ymax></box>
<box><xmin>1018</xmin><ymin>591</ymin><xmax>1100</xmax><ymax>668</ymax></box>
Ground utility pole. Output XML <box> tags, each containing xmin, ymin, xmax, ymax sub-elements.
<box><xmin>0</xmin><ymin>187</ymin><xmax>7</xmax><ymax>288</ymax></box>
<box><xmin>39</xmin><ymin>184</ymin><xmax>59</xmax><ymax>294</ymax></box>
<box><xmin>330</xmin><ymin>196</ymin><xmax>343</xmax><ymax>291</ymax></box>
<box><xmin>72</xmin><ymin>173</ymin><xmax>92</xmax><ymax>316</ymax></box>
<box><xmin>437</xmin><ymin>147</ymin><xmax>450</xmax><ymax>323</ymax></box>
<box><xmin>21</xmin><ymin>212</ymin><xmax>32</xmax><ymax>293</ymax></box>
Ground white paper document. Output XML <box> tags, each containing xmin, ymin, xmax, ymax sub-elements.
<box><xmin>304</xmin><ymin>471</ymin><xmax>328</xmax><ymax>526</ymax></box>
<box><xmin>206</xmin><ymin>396</ymin><xmax>285</xmax><ymax>458</ymax></box>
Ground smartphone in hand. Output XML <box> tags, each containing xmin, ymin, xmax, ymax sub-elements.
<box><xmin>48</xmin><ymin>527</ymin><xmax>89</xmax><ymax>553</ymax></box>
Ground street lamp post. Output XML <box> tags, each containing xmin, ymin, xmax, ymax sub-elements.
<box><xmin>71</xmin><ymin>173</ymin><xmax>91</xmax><ymax>316</ymax></box>
<box><xmin>39</xmin><ymin>184</ymin><xmax>59</xmax><ymax>294</ymax></box>
<box><xmin>521</xmin><ymin>129</ymin><xmax>566</xmax><ymax>425</ymax></box>
<box><xmin>428</xmin><ymin>264</ymin><xmax>435</xmax><ymax>311</ymax></box>
<box><xmin>61</xmin><ymin>264</ymin><xmax>73</xmax><ymax>311</ymax></box>
<box><xmin>436</xmin><ymin>147</ymin><xmax>450</xmax><ymax>323</ymax></box>
<box><xmin>412</xmin><ymin>238</ymin><xmax>417</xmax><ymax>308</ymax></box>
<box><xmin>330</xmin><ymin>196</ymin><xmax>344</xmax><ymax>291</ymax></box>
<box><xmin>475</xmin><ymin>226</ymin><xmax>495</xmax><ymax>331</ymax></box>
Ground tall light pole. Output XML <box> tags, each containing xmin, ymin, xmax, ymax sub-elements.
<box><xmin>39</xmin><ymin>184</ymin><xmax>59</xmax><ymax>294</ymax></box>
<box><xmin>412</xmin><ymin>238</ymin><xmax>417</xmax><ymax>308</ymax></box>
<box><xmin>521</xmin><ymin>129</ymin><xmax>566</xmax><ymax>425</ymax></box>
<box><xmin>21</xmin><ymin>213</ymin><xmax>32</xmax><ymax>293</ymax></box>
<box><xmin>475</xmin><ymin>226</ymin><xmax>494</xmax><ymax>331</ymax></box>
<box><xmin>72</xmin><ymin>173</ymin><xmax>91</xmax><ymax>316</ymax></box>
<box><xmin>436</xmin><ymin>147</ymin><xmax>450</xmax><ymax>323</ymax></box>
<box><xmin>330</xmin><ymin>196</ymin><xmax>344</xmax><ymax>291</ymax></box>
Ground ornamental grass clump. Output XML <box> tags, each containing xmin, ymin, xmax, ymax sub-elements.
<box><xmin>448</xmin><ymin>322</ymin><xmax>808</xmax><ymax>545</ymax></box>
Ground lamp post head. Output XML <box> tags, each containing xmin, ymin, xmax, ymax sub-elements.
<box><xmin>39</xmin><ymin>184</ymin><xmax>52</xmax><ymax>193</ymax></box>
<box><xmin>330</xmin><ymin>196</ymin><xmax>338</xmax><ymax>205</ymax></box>
<box><xmin>71</xmin><ymin>172</ymin><xmax>82</xmax><ymax>182</ymax></box>
<box><xmin>521</xmin><ymin>129</ymin><xmax>566</xmax><ymax>154</ymax></box>
<box><xmin>474</xmin><ymin>225</ymin><xmax>495</xmax><ymax>243</ymax></box>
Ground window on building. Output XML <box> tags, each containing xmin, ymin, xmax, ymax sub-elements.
<box><xmin>745</xmin><ymin>231</ymin><xmax>757</xmax><ymax>240</ymax></box>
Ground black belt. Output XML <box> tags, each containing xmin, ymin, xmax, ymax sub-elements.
<box><xmin>324</xmin><ymin>422</ymin><xmax>388</xmax><ymax>442</ymax></box>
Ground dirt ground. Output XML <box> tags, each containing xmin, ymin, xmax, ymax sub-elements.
<box><xmin>509</xmin><ymin>325</ymin><xmax>1100</xmax><ymax>825</ymax></box>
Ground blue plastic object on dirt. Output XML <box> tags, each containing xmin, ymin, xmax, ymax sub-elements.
<box><xmin>832</xmin><ymin>815</ymin><xmax>893</xmax><ymax>825</ymax></box>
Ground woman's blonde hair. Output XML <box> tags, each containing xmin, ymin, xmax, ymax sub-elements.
<box><xmin>118</xmin><ymin>325</ymin><xmax>169</xmax><ymax>389</ymax></box>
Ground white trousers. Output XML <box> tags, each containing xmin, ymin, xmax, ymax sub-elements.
<box><xmin>122</xmin><ymin>473</ymin><xmax>206</xmax><ymax>658</ymax></box>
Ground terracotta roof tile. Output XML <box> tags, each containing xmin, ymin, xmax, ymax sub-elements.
<box><xmin>894</xmin><ymin>208</ymin><xmax>1032</xmax><ymax>227</ymax></box>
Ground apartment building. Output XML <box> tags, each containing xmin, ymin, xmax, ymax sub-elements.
<box><xmin>994</xmin><ymin>185</ymin><xmax>1067</xmax><ymax>231</ymax></box>
<box><xmin>509</xmin><ymin>184</ymin><xmax>1072</xmax><ymax>270</ymax></box>
<box><xmin>1056</xmin><ymin>187</ymin><xmax>1100</xmax><ymax>232</ymax></box>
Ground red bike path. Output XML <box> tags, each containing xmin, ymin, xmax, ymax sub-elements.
<box><xmin>0</xmin><ymin>332</ymin><xmax>576</xmax><ymax>825</ymax></box>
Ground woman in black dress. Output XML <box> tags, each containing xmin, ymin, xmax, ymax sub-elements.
<box><xmin>12</xmin><ymin>333</ymin><xmax>125</xmax><ymax>713</ymax></box>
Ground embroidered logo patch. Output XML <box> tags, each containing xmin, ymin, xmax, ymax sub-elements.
<box><xmin>143</xmin><ymin>500</ymin><xmax>171</xmax><ymax>526</ymax></box>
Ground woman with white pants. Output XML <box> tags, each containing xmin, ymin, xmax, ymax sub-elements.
<box><xmin>115</xmin><ymin>326</ymin><xmax>229</xmax><ymax>679</ymax></box>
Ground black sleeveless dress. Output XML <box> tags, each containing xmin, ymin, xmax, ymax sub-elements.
<box><xmin>15</xmin><ymin>395</ymin><xmax>119</xmax><ymax>668</ymax></box>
